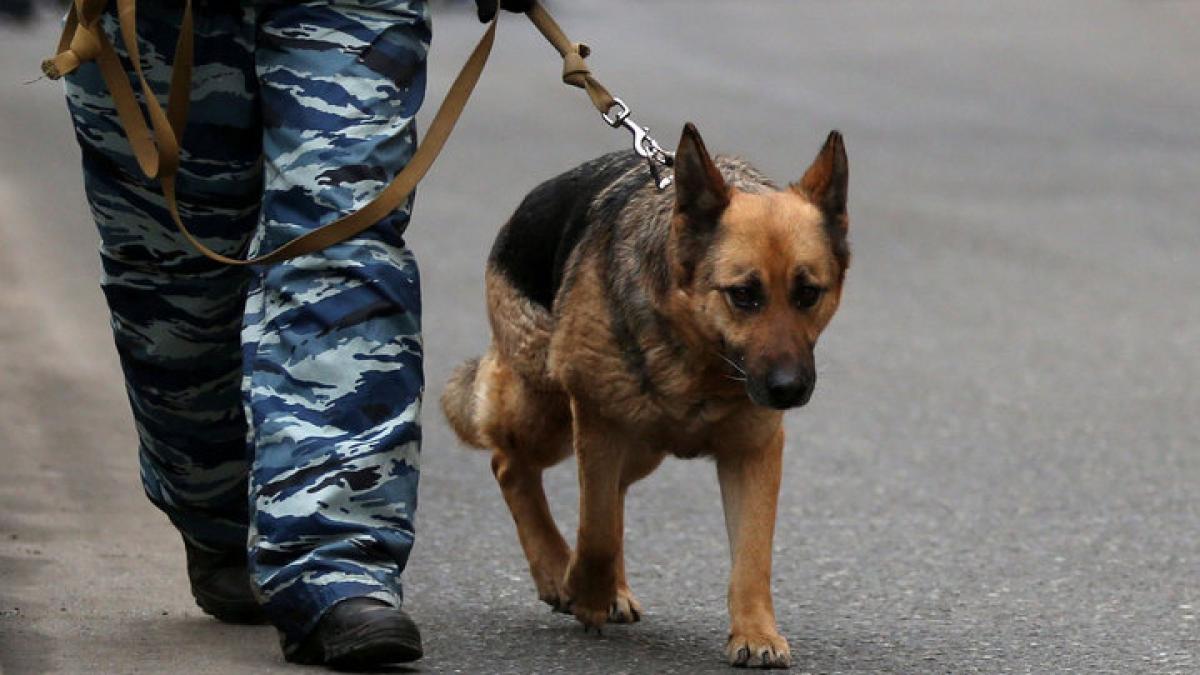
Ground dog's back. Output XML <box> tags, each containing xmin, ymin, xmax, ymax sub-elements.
<box><xmin>486</xmin><ymin>151</ymin><xmax>643</xmax><ymax>312</ymax></box>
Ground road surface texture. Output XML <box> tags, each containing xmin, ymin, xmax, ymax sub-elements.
<box><xmin>2</xmin><ymin>1</ymin><xmax>1198</xmax><ymax>673</ymax></box>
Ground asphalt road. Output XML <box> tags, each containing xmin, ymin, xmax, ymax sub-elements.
<box><xmin>2</xmin><ymin>1</ymin><xmax>1199</xmax><ymax>673</ymax></box>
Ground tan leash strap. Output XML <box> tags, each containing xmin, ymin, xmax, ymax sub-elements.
<box><xmin>43</xmin><ymin>2</ymin><xmax>615</xmax><ymax>265</ymax></box>
<box><xmin>165</xmin><ymin>11</ymin><xmax>499</xmax><ymax>266</ymax></box>
<box><xmin>112</xmin><ymin>0</ymin><xmax>191</xmax><ymax>178</ymax></box>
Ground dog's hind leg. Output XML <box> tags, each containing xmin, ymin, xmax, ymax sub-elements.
<box><xmin>476</xmin><ymin>353</ymin><xmax>575</xmax><ymax>610</ymax></box>
<box><xmin>716</xmin><ymin>426</ymin><xmax>792</xmax><ymax>668</ymax></box>
<box><xmin>491</xmin><ymin>448</ymin><xmax>573</xmax><ymax>611</ymax></box>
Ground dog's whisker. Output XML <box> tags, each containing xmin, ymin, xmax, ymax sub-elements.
<box><xmin>713</xmin><ymin>350</ymin><xmax>747</xmax><ymax>376</ymax></box>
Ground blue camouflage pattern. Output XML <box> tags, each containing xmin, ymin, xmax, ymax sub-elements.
<box><xmin>64</xmin><ymin>0</ymin><xmax>430</xmax><ymax>653</ymax></box>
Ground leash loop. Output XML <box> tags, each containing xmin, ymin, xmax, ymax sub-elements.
<box><xmin>601</xmin><ymin>98</ymin><xmax>631</xmax><ymax>127</ymax></box>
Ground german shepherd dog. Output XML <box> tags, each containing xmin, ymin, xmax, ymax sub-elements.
<box><xmin>442</xmin><ymin>123</ymin><xmax>849</xmax><ymax>668</ymax></box>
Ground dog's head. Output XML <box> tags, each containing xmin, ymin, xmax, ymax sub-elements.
<box><xmin>669</xmin><ymin>123</ymin><xmax>850</xmax><ymax>410</ymax></box>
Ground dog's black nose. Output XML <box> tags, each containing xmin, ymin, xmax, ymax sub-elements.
<box><xmin>764</xmin><ymin>368</ymin><xmax>813</xmax><ymax>409</ymax></box>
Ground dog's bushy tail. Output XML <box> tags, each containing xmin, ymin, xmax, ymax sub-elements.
<box><xmin>441</xmin><ymin>357</ymin><xmax>486</xmax><ymax>449</ymax></box>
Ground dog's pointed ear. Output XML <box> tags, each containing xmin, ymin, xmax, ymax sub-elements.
<box><xmin>793</xmin><ymin>130</ymin><xmax>848</xmax><ymax>224</ymax></box>
<box><xmin>795</xmin><ymin>131</ymin><xmax>851</xmax><ymax>270</ymax></box>
<box><xmin>674</xmin><ymin>123</ymin><xmax>730</xmax><ymax>222</ymax></box>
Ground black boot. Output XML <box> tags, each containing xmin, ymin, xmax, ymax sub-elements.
<box><xmin>183</xmin><ymin>540</ymin><xmax>267</xmax><ymax>624</ymax></box>
<box><xmin>288</xmin><ymin>597</ymin><xmax>424</xmax><ymax>669</ymax></box>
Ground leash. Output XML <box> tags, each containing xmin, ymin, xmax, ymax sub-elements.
<box><xmin>41</xmin><ymin>0</ymin><xmax>674</xmax><ymax>266</ymax></box>
<box><xmin>524</xmin><ymin>4</ymin><xmax>675</xmax><ymax>190</ymax></box>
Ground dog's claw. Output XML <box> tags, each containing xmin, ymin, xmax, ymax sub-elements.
<box><xmin>607</xmin><ymin>587</ymin><xmax>643</xmax><ymax>624</ymax></box>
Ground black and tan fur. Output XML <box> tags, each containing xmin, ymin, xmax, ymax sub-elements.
<box><xmin>442</xmin><ymin>124</ymin><xmax>850</xmax><ymax>668</ymax></box>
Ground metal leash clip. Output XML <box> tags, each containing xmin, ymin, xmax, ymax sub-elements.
<box><xmin>602</xmin><ymin>98</ymin><xmax>675</xmax><ymax>191</ymax></box>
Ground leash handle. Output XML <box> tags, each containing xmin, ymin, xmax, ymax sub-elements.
<box><xmin>44</xmin><ymin>0</ymin><xmax>499</xmax><ymax>266</ymax></box>
<box><xmin>41</xmin><ymin>1</ymin><xmax>654</xmax><ymax>265</ymax></box>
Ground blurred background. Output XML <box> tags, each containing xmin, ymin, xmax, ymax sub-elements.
<box><xmin>2</xmin><ymin>1</ymin><xmax>1198</xmax><ymax>673</ymax></box>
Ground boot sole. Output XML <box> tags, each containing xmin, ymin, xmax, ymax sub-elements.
<box><xmin>323</xmin><ymin>614</ymin><xmax>424</xmax><ymax>670</ymax></box>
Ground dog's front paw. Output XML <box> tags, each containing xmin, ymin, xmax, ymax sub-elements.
<box><xmin>562</xmin><ymin>554</ymin><xmax>617</xmax><ymax>630</ymax></box>
<box><xmin>563</xmin><ymin>586</ymin><xmax>642</xmax><ymax>625</ymax></box>
<box><xmin>569</xmin><ymin>599</ymin><xmax>610</xmax><ymax>629</ymax></box>
<box><xmin>726</xmin><ymin>629</ymin><xmax>792</xmax><ymax>669</ymax></box>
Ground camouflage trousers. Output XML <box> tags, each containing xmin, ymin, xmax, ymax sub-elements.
<box><xmin>64</xmin><ymin>0</ymin><xmax>429</xmax><ymax>652</ymax></box>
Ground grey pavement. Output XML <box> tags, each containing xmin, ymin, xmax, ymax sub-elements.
<box><xmin>2</xmin><ymin>1</ymin><xmax>1199</xmax><ymax>673</ymax></box>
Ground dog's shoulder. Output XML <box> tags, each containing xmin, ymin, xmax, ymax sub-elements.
<box><xmin>488</xmin><ymin>151</ymin><xmax>643</xmax><ymax>310</ymax></box>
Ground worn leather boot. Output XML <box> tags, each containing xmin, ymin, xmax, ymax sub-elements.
<box><xmin>183</xmin><ymin>540</ymin><xmax>267</xmax><ymax>624</ymax></box>
<box><xmin>288</xmin><ymin>597</ymin><xmax>424</xmax><ymax>669</ymax></box>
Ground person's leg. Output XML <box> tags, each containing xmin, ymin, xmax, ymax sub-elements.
<box><xmin>244</xmin><ymin>0</ymin><xmax>429</xmax><ymax>658</ymax></box>
<box><xmin>63</xmin><ymin>0</ymin><xmax>264</xmax><ymax>619</ymax></box>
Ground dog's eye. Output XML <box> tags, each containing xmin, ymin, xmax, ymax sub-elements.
<box><xmin>725</xmin><ymin>284</ymin><xmax>763</xmax><ymax>312</ymax></box>
<box><xmin>793</xmin><ymin>285</ymin><xmax>823</xmax><ymax>309</ymax></box>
